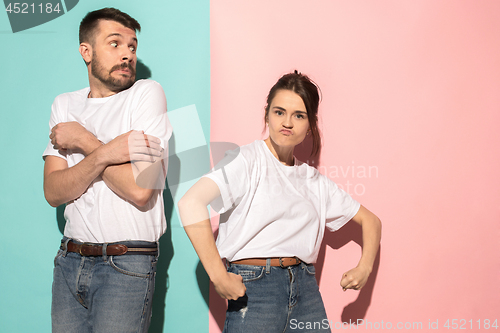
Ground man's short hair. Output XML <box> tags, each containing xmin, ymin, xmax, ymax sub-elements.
<box><xmin>79</xmin><ymin>8</ymin><xmax>141</xmax><ymax>45</ymax></box>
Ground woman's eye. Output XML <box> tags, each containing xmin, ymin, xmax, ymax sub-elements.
<box><xmin>129</xmin><ymin>46</ymin><xmax>136</xmax><ymax>52</ymax></box>
<box><xmin>275</xmin><ymin>110</ymin><xmax>284</xmax><ymax>115</ymax></box>
<box><xmin>110</xmin><ymin>42</ymin><xmax>118</xmax><ymax>47</ymax></box>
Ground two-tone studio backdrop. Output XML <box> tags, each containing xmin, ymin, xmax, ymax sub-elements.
<box><xmin>1</xmin><ymin>1</ymin><xmax>498</xmax><ymax>332</ymax></box>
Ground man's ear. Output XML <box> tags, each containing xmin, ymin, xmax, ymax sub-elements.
<box><xmin>79</xmin><ymin>42</ymin><xmax>92</xmax><ymax>66</ymax></box>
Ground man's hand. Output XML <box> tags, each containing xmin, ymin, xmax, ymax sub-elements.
<box><xmin>95</xmin><ymin>131</ymin><xmax>165</xmax><ymax>206</ymax></box>
<box><xmin>98</xmin><ymin>130</ymin><xmax>163</xmax><ymax>166</ymax></box>
<box><xmin>340</xmin><ymin>265</ymin><xmax>371</xmax><ymax>291</ymax></box>
<box><xmin>212</xmin><ymin>271</ymin><xmax>247</xmax><ymax>300</ymax></box>
<box><xmin>50</xmin><ymin>122</ymin><xmax>99</xmax><ymax>153</ymax></box>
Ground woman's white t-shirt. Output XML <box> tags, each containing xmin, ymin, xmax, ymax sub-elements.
<box><xmin>203</xmin><ymin>140</ymin><xmax>360</xmax><ymax>263</ymax></box>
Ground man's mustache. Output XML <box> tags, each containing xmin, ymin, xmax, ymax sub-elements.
<box><xmin>110</xmin><ymin>62</ymin><xmax>136</xmax><ymax>76</ymax></box>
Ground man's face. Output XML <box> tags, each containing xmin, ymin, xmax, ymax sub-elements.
<box><xmin>89</xmin><ymin>20</ymin><xmax>137</xmax><ymax>92</ymax></box>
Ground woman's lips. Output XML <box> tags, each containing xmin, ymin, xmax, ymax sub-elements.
<box><xmin>280</xmin><ymin>129</ymin><xmax>292</xmax><ymax>135</ymax></box>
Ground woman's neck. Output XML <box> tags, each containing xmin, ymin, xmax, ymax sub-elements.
<box><xmin>264</xmin><ymin>137</ymin><xmax>295</xmax><ymax>166</ymax></box>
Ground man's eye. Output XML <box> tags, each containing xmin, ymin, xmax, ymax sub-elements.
<box><xmin>129</xmin><ymin>46</ymin><xmax>136</xmax><ymax>52</ymax></box>
<box><xmin>110</xmin><ymin>42</ymin><xmax>118</xmax><ymax>47</ymax></box>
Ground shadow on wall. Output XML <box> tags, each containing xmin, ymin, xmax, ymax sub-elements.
<box><xmin>149</xmin><ymin>133</ymin><xmax>178</xmax><ymax>333</ymax></box>
<box><xmin>316</xmin><ymin>221</ymin><xmax>381</xmax><ymax>323</ymax></box>
<box><xmin>136</xmin><ymin>59</ymin><xmax>152</xmax><ymax>81</ymax></box>
<box><xmin>294</xmin><ymin>132</ymin><xmax>321</xmax><ymax>168</ymax></box>
<box><xmin>148</xmin><ymin>183</ymin><xmax>175</xmax><ymax>332</ymax></box>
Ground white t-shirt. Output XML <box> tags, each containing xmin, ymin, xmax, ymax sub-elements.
<box><xmin>43</xmin><ymin>79</ymin><xmax>172</xmax><ymax>243</ymax></box>
<box><xmin>204</xmin><ymin>140</ymin><xmax>360</xmax><ymax>263</ymax></box>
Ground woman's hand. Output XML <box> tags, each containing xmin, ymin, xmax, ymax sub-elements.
<box><xmin>340</xmin><ymin>265</ymin><xmax>371</xmax><ymax>291</ymax></box>
<box><xmin>213</xmin><ymin>271</ymin><xmax>247</xmax><ymax>300</ymax></box>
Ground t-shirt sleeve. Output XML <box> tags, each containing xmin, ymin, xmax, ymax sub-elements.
<box><xmin>130</xmin><ymin>81</ymin><xmax>172</xmax><ymax>150</ymax></box>
<box><xmin>202</xmin><ymin>147</ymin><xmax>249</xmax><ymax>214</ymax></box>
<box><xmin>325</xmin><ymin>179</ymin><xmax>361</xmax><ymax>231</ymax></box>
<box><xmin>42</xmin><ymin>95</ymin><xmax>69</xmax><ymax>160</ymax></box>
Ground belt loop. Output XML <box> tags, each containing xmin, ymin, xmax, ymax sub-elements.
<box><xmin>102</xmin><ymin>243</ymin><xmax>108</xmax><ymax>262</ymax></box>
<box><xmin>62</xmin><ymin>238</ymin><xmax>70</xmax><ymax>257</ymax></box>
<box><xmin>265</xmin><ymin>258</ymin><xmax>271</xmax><ymax>274</ymax></box>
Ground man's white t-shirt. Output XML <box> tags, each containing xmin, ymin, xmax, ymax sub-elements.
<box><xmin>204</xmin><ymin>140</ymin><xmax>360</xmax><ymax>264</ymax></box>
<box><xmin>43</xmin><ymin>79</ymin><xmax>172</xmax><ymax>243</ymax></box>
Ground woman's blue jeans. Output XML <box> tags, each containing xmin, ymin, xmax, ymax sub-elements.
<box><xmin>51</xmin><ymin>238</ymin><xmax>157</xmax><ymax>333</ymax></box>
<box><xmin>223</xmin><ymin>261</ymin><xmax>332</xmax><ymax>333</ymax></box>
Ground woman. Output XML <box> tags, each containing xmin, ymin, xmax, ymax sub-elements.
<box><xmin>178</xmin><ymin>71</ymin><xmax>381</xmax><ymax>332</ymax></box>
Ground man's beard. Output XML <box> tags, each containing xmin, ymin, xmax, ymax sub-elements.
<box><xmin>91</xmin><ymin>52</ymin><xmax>136</xmax><ymax>92</ymax></box>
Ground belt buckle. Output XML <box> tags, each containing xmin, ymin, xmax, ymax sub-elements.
<box><xmin>279</xmin><ymin>257</ymin><xmax>300</xmax><ymax>268</ymax></box>
<box><xmin>79</xmin><ymin>243</ymin><xmax>92</xmax><ymax>256</ymax></box>
<box><xmin>279</xmin><ymin>257</ymin><xmax>286</xmax><ymax>268</ymax></box>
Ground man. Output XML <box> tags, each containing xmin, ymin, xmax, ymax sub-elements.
<box><xmin>43</xmin><ymin>8</ymin><xmax>172</xmax><ymax>333</ymax></box>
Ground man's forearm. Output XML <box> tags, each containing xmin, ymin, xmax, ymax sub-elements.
<box><xmin>49</xmin><ymin>126</ymin><xmax>164</xmax><ymax>207</ymax></box>
<box><xmin>44</xmin><ymin>151</ymin><xmax>108</xmax><ymax>207</ymax></box>
<box><xmin>80</xmin><ymin>135</ymin><xmax>164</xmax><ymax>207</ymax></box>
<box><xmin>101</xmin><ymin>162</ymin><xmax>161</xmax><ymax>207</ymax></box>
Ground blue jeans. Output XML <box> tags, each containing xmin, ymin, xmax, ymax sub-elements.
<box><xmin>51</xmin><ymin>238</ymin><xmax>158</xmax><ymax>333</ymax></box>
<box><xmin>223</xmin><ymin>262</ymin><xmax>332</xmax><ymax>333</ymax></box>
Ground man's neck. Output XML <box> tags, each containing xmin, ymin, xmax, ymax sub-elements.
<box><xmin>88</xmin><ymin>78</ymin><xmax>119</xmax><ymax>98</ymax></box>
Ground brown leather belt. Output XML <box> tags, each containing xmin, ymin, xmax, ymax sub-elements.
<box><xmin>64</xmin><ymin>240</ymin><xmax>158</xmax><ymax>257</ymax></box>
<box><xmin>231</xmin><ymin>257</ymin><xmax>301</xmax><ymax>268</ymax></box>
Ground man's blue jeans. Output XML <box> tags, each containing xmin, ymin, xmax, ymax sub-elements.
<box><xmin>223</xmin><ymin>261</ymin><xmax>332</xmax><ymax>333</ymax></box>
<box><xmin>51</xmin><ymin>238</ymin><xmax>158</xmax><ymax>333</ymax></box>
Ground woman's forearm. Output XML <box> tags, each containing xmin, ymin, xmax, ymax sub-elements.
<box><xmin>178</xmin><ymin>191</ymin><xmax>246</xmax><ymax>300</ymax></box>
<box><xmin>183</xmin><ymin>218</ymin><xmax>227</xmax><ymax>282</ymax></box>
<box><xmin>357</xmin><ymin>213</ymin><xmax>382</xmax><ymax>272</ymax></box>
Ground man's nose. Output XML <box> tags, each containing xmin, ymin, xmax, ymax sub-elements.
<box><xmin>121</xmin><ymin>47</ymin><xmax>134</xmax><ymax>62</ymax></box>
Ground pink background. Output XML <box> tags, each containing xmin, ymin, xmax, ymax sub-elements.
<box><xmin>210</xmin><ymin>1</ymin><xmax>500</xmax><ymax>331</ymax></box>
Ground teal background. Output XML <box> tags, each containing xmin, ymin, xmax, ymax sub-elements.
<box><xmin>0</xmin><ymin>1</ymin><xmax>210</xmax><ymax>332</ymax></box>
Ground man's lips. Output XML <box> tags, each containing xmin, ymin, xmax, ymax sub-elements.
<box><xmin>114</xmin><ymin>68</ymin><xmax>131</xmax><ymax>74</ymax></box>
<box><xmin>111</xmin><ymin>64</ymin><xmax>135</xmax><ymax>76</ymax></box>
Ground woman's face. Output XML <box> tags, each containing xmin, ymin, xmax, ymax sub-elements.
<box><xmin>267</xmin><ymin>89</ymin><xmax>310</xmax><ymax>150</ymax></box>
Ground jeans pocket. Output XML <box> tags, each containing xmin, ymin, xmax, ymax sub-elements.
<box><xmin>304</xmin><ymin>264</ymin><xmax>316</xmax><ymax>275</ymax></box>
<box><xmin>53</xmin><ymin>249</ymin><xmax>63</xmax><ymax>267</ymax></box>
<box><xmin>227</xmin><ymin>294</ymin><xmax>249</xmax><ymax>313</ymax></box>
<box><xmin>229</xmin><ymin>265</ymin><xmax>265</xmax><ymax>282</ymax></box>
<box><xmin>109</xmin><ymin>255</ymin><xmax>156</xmax><ymax>278</ymax></box>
